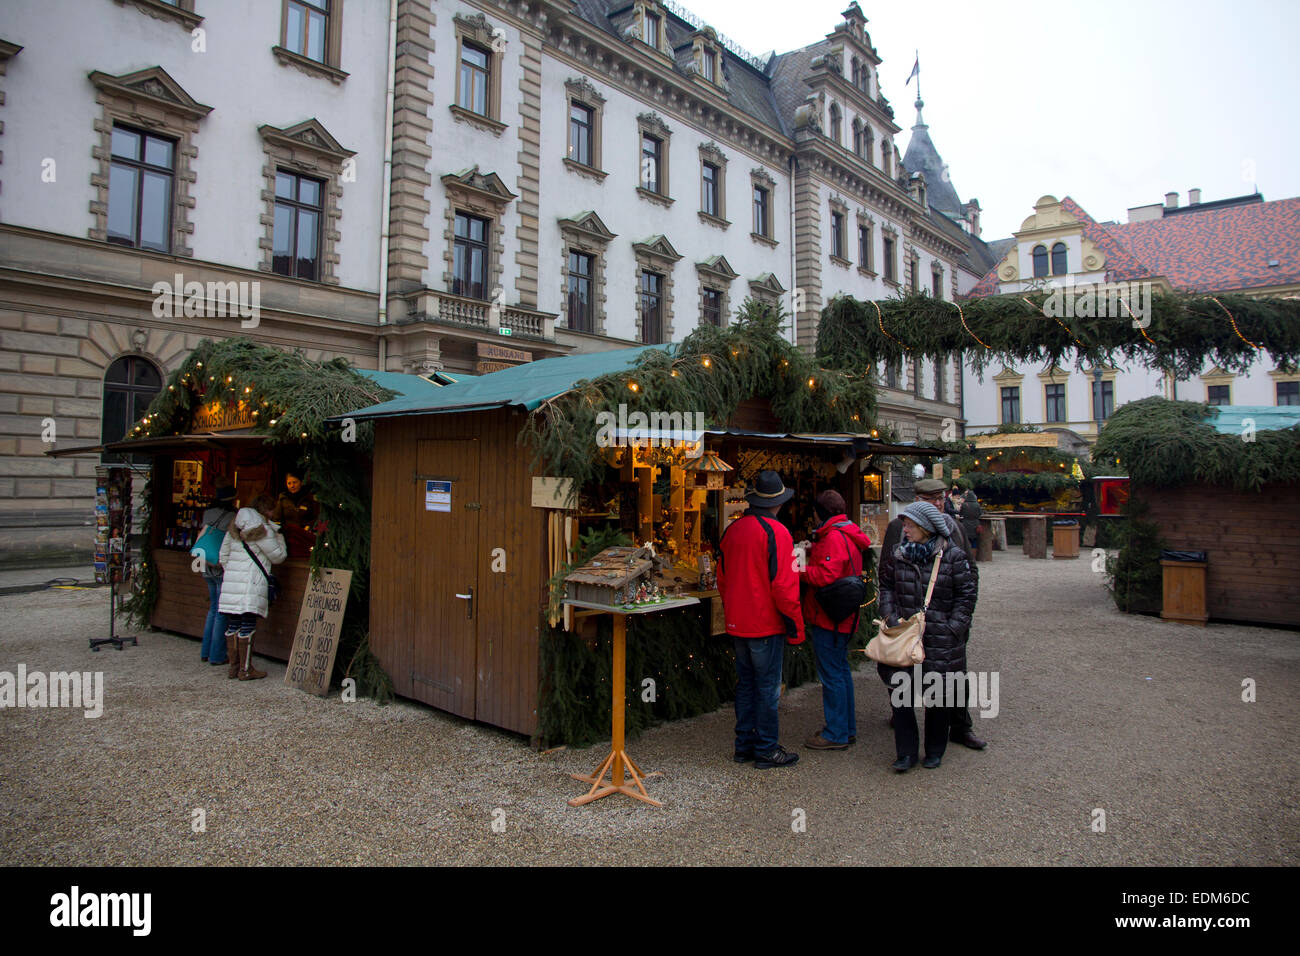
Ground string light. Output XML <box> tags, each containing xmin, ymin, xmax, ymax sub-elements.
<box><xmin>702</xmin><ymin>357</ymin><xmax>712</xmax><ymax>368</ymax></box>
<box><xmin>627</xmin><ymin>381</ymin><xmax>639</xmax><ymax>393</ymax></box>
<box><xmin>1212</xmin><ymin>296</ymin><xmax>1260</xmax><ymax>350</ymax></box>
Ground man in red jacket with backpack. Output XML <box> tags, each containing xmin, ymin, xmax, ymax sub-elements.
<box><xmin>800</xmin><ymin>489</ymin><xmax>871</xmax><ymax>750</ymax></box>
<box><xmin>718</xmin><ymin>471</ymin><xmax>805</xmax><ymax>769</ymax></box>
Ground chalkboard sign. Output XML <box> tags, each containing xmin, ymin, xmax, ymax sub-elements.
<box><xmin>283</xmin><ymin>567</ymin><xmax>353</xmax><ymax>696</ymax></box>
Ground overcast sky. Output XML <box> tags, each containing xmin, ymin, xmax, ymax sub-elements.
<box><xmin>681</xmin><ymin>0</ymin><xmax>1300</xmax><ymax>240</ymax></box>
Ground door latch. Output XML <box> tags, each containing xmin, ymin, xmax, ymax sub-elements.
<box><xmin>454</xmin><ymin>586</ymin><xmax>474</xmax><ymax>619</ymax></box>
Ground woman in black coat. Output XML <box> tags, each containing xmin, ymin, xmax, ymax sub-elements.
<box><xmin>877</xmin><ymin>500</ymin><xmax>978</xmax><ymax>772</ymax></box>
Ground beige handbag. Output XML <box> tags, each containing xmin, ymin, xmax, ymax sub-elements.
<box><xmin>866</xmin><ymin>549</ymin><xmax>943</xmax><ymax>667</ymax></box>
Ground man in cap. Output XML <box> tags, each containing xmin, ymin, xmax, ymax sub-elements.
<box><xmin>879</xmin><ymin>477</ymin><xmax>987</xmax><ymax>750</ymax></box>
<box><xmin>717</xmin><ymin>470</ymin><xmax>805</xmax><ymax>769</ymax></box>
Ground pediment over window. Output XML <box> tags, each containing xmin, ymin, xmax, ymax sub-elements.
<box><xmin>565</xmin><ymin>76</ymin><xmax>606</xmax><ymax>106</ymax></box>
<box><xmin>259</xmin><ymin>119</ymin><xmax>355</xmax><ymax>164</ymax></box>
<box><xmin>442</xmin><ymin>166</ymin><xmax>518</xmax><ymax>211</ymax></box>
<box><xmin>637</xmin><ymin>111</ymin><xmax>672</xmax><ymax>139</ymax></box>
<box><xmin>699</xmin><ymin>141</ymin><xmax>727</xmax><ymax>165</ymax></box>
<box><xmin>88</xmin><ymin>66</ymin><xmax>212</xmax><ymax>120</ymax></box>
<box><xmin>749</xmin><ymin>272</ymin><xmax>786</xmax><ymax>297</ymax></box>
<box><xmin>696</xmin><ymin>255</ymin><xmax>738</xmax><ymax>283</ymax></box>
<box><xmin>632</xmin><ymin>235</ymin><xmax>682</xmax><ymax>264</ymax></box>
<box><xmin>558</xmin><ymin>211</ymin><xmax>616</xmax><ymax>245</ymax></box>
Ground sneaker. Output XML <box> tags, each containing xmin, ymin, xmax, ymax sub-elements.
<box><xmin>754</xmin><ymin>746</ymin><xmax>799</xmax><ymax>769</ymax></box>
<box><xmin>804</xmin><ymin>733</ymin><xmax>849</xmax><ymax>751</ymax></box>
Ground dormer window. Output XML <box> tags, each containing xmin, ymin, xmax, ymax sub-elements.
<box><xmin>644</xmin><ymin>11</ymin><xmax>661</xmax><ymax>47</ymax></box>
<box><xmin>702</xmin><ymin>49</ymin><xmax>715</xmax><ymax>82</ymax></box>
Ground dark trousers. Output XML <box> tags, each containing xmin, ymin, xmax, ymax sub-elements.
<box><xmin>878</xmin><ymin>663</ymin><xmax>958</xmax><ymax>760</ymax></box>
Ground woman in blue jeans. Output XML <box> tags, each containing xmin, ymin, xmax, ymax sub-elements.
<box><xmin>198</xmin><ymin>486</ymin><xmax>237</xmax><ymax>666</ymax></box>
<box><xmin>800</xmin><ymin>490</ymin><xmax>871</xmax><ymax>750</ymax></box>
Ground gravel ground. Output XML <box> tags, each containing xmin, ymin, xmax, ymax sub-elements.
<box><xmin>1</xmin><ymin>553</ymin><xmax>1296</xmax><ymax>866</ymax></box>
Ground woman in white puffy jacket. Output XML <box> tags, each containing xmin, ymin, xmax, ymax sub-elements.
<box><xmin>217</xmin><ymin>495</ymin><xmax>287</xmax><ymax>680</ymax></box>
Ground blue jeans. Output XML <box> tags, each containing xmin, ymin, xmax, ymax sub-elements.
<box><xmin>811</xmin><ymin>625</ymin><xmax>856</xmax><ymax>744</ymax></box>
<box><xmin>201</xmin><ymin>575</ymin><xmax>228</xmax><ymax>663</ymax></box>
<box><xmin>733</xmin><ymin>635</ymin><xmax>785</xmax><ymax>756</ymax></box>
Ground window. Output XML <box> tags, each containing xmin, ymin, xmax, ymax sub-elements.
<box><xmin>272</xmin><ymin>169</ymin><xmax>324</xmax><ymax>280</ymax></box>
<box><xmin>701</xmin><ymin>50</ymin><xmax>715</xmax><ymax>82</ymax></box>
<box><xmin>1278</xmin><ymin>381</ymin><xmax>1299</xmax><ymax>406</ymax></box>
<box><xmin>1207</xmin><ymin>384</ymin><xmax>1230</xmax><ymax>406</ymax></box>
<box><xmin>1051</xmin><ymin>241</ymin><xmax>1068</xmax><ymax>276</ymax></box>
<box><xmin>884</xmin><ymin>361</ymin><xmax>899</xmax><ymax>389</ymax></box>
<box><xmin>644</xmin><ymin>11</ymin><xmax>661</xmax><ymax>47</ymax></box>
<box><xmin>101</xmin><ymin>356</ymin><xmax>161</xmax><ymax>465</ymax></box>
<box><xmin>933</xmin><ymin>359</ymin><xmax>945</xmax><ymax>402</ymax></box>
<box><xmin>1032</xmin><ymin>244</ymin><xmax>1048</xmax><ymax>278</ymax></box>
<box><xmin>932</xmin><ymin>270</ymin><xmax>943</xmax><ymax>299</ymax></box>
<box><xmin>701</xmin><ymin>162</ymin><xmax>719</xmax><ymax>217</ymax></box>
<box><xmin>1093</xmin><ymin>379</ymin><xmax>1114</xmax><ymax>420</ymax></box>
<box><xmin>1045</xmin><ymin>383</ymin><xmax>1066</xmax><ymax>422</ymax></box>
<box><xmin>881</xmin><ymin>140</ymin><xmax>892</xmax><ymax>177</ymax></box>
<box><xmin>453</xmin><ymin>211</ymin><xmax>489</xmax><ymax>300</ymax></box>
<box><xmin>852</xmin><ymin>119</ymin><xmax>862</xmax><ymax>158</ymax></box>
<box><xmin>567</xmin><ymin>251</ymin><xmax>594</xmax><ymax>333</ymax></box>
<box><xmin>1001</xmin><ymin>386</ymin><xmax>1021</xmax><ymax>424</ymax></box>
<box><xmin>640</xmin><ymin>271</ymin><xmax>664</xmax><ymax>344</ymax></box>
<box><xmin>458</xmin><ymin>43</ymin><xmax>490</xmax><ymax>116</ymax></box>
<box><xmin>858</xmin><ymin>225</ymin><xmax>870</xmax><ymax>269</ymax></box>
<box><xmin>569</xmin><ymin>103</ymin><xmax>594</xmax><ymax>167</ymax></box>
<box><xmin>828</xmin><ymin>104</ymin><xmax>841</xmax><ymax>145</ymax></box>
<box><xmin>701</xmin><ymin>288</ymin><xmax>722</xmax><ymax>327</ymax></box>
<box><xmin>285</xmin><ymin>0</ymin><xmax>329</xmax><ymax>63</ymax></box>
<box><xmin>883</xmin><ymin>235</ymin><xmax>896</xmax><ymax>283</ymax></box>
<box><xmin>753</xmin><ymin>185</ymin><xmax>770</xmax><ymax>237</ymax></box>
<box><xmin>107</xmin><ymin>125</ymin><xmax>175</xmax><ymax>253</ymax></box>
<box><xmin>862</xmin><ymin>124</ymin><xmax>874</xmax><ymax>167</ymax></box>
<box><xmin>830</xmin><ymin>211</ymin><xmax>845</xmax><ymax>260</ymax></box>
<box><xmin>642</xmin><ymin>134</ymin><xmax>662</xmax><ymax>193</ymax></box>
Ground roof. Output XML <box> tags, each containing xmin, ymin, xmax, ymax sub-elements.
<box><xmin>1106</xmin><ymin>196</ymin><xmax>1300</xmax><ymax>293</ymax></box>
<box><xmin>902</xmin><ymin>101</ymin><xmax>963</xmax><ymax>218</ymax></box>
<box><xmin>1204</xmin><ymin>405</ymin><xmax>1300</xmax><ymax>435</ymax></box>
<box><xmin>355</xmin><ymin>369</ymin><xmax>447</xmax><ymax>400</ymax></box>
<box><xmin>339</xmin><ymin>345</ymin><xmax>670</xmax><ymax>420</ymax></box>
<box><xmin>1060</xmin><ymin>196</ymin><xmax>1150</xmax><ymax>282</ymax></box>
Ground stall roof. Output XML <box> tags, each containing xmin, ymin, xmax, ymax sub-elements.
<box><xmin>337</xmin><ymin>346</ymin><xmax>668</xmax><ymax>421</ymax></box>
<box><xmin>1204</xmin><ymin>405</ymin><xmax>1300</xmax><ymax>434</ymax></box>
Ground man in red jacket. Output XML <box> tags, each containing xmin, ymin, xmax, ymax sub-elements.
<box><xmin>718</xmin><ymin>470</ymin><xmax>804</xmax><ymax>769</ymax></box>
<box><xmin>800</xmin><ymin>489</ymin><xmax>871</xmax><ymax>750</ymax></box>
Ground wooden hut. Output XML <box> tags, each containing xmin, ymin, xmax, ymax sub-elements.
<box><xmin>344</xmin><ymin>344</ymin><xmax>931</xmax><ymax>739</ymax></box>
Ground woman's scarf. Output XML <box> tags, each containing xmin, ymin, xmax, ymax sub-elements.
<box><xmin>901</xmin><ymin>536</ymin><xmax>938</xmax><ymax>566</ymax></box>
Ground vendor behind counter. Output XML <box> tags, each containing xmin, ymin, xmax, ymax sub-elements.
<box><xmin>269</xmin><ymin>468</ymin><xmax>319</xmax><ymax>559</ymax></box>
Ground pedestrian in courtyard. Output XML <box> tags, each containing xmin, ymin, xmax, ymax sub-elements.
<box><xmin>196</xmin><ymin>484</ymin><xmax>237</xmax><ymax>667</ymax></box>
<box><xmin>717</xmin><ymin>470</ymin><xmax>805</xmax><ymax>769</ymax></box>
<box><xmin>879</xmin><ymin>478</ymin><xmax>987</xmax><ymax>750</ymax></box>
<box><xmin>961</xmin><ymin>490</ymin><xmax>983</xmax><ymax>566</ymax></box>
<box><xmin>800</xmin><ymin>489</ymin><xmax>871</xmax><ymax>751</ymax></box>
<box><xmin>218</xmin><ymin>494</ymin><xmax>286</xmax><ymax>681</ymax></box>
<box><xmin>877</xmin><ymin>500</ymin><xmax>978</xmax><ymax>771</ymax></box>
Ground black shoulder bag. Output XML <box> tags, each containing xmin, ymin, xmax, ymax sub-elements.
<box><xmin>813</xmin><ymin>521</ymin><xmax>868</xmax><ymax>625</ymax></box>
<box><xmin>242</xmin><ymin>540</ymin><xmax>281</xmax><ymax>605</ymax></box>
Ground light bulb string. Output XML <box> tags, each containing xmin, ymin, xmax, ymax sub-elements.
<box><xmin>1212</xmin><ymin>296</ymin><xmax>1260</xmax><ymax>350</ymax></box>
<box><xmin>955</xmin><ymin>301</ymin><xmax>990</xmax><ymax>350</ymax></box>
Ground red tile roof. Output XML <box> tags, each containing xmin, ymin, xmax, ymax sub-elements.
<box><xmin>965</xmin><ymin>194</ymin><xmax>1300</xmax><ymax>298</ymax></box>
<box><xmin>1106</xmin><ymin>196</ymin><xmax>1300</xmax><ymax>293</ymax></box>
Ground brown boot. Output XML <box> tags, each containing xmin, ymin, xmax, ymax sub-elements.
<box><xmin>237</xmin><ymin>635</ymin><xmax>266</xmax><ymax>681</ymax></box>
<box><xmin>226</xmin><ymin>628</ymin><xmax>240</xmax><ymax>679</ymax></box>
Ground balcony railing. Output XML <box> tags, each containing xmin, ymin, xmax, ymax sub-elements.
<box><xmin>406</xmin><ymin>290</ymin><xmax>556</xmax><ymax>340</ymax></box>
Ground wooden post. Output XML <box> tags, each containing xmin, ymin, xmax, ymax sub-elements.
<box><xmin>976</xmin><ymin>519</ymin><xmax>994</xmax><ymax>562</ymax></box>
<box><xmin>1023</xmin><ymin>516</ymin><xmax>1047</xmax><ymax>559</ymax></box>
<box><xmin>611</xmin><ymin>613</ymin><xmax>626</xmax><ymax>785</ymax></box>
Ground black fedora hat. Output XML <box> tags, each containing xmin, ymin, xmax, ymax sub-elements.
<box><xmin>745</xmin><ymin>470</ymin><xmax>794</xmax><ymax>508</ymax></box>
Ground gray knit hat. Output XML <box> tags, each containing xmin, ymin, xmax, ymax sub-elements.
<box><xmin>901</xmin><ymin>501</ymin><xmax>946</xmax><ymax>536</ymax></box>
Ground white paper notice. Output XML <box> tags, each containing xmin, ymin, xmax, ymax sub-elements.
<box><xmin>425</xmin><ymin>480</ymin><xmax>451</xmax><ymax>512</ymax></box>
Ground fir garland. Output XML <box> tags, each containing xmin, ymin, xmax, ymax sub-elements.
<box><xmin>817</xmin><ymin>290</ymin><xmax>1300</xmax><ymax>379</ymax></box>
<box><xmin>523</xmin><ymin>300</ymin><xmax>878</xmax><ymax>486</ymax></box>
<box><xmin>119</xmin><ymin>337</ymin><xmax>397</xmax><ymax>698</ymax></box>
<box><xmin>1093</xmin><ymin>397</ymin><xmax>1300</xmax><ymax>492</ymax></box>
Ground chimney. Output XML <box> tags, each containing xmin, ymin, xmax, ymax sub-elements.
<box><xmin>1164</xmin><ymin>191</ymin><xmax>1179</xmax><ymax>209</ymax></box>
<box><xmin>1188</xmin><ymin>188</ymin><xmax>1202</xmax><ymax>205</ymax></box>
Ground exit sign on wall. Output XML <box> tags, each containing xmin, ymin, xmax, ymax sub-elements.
<box><xmin>499</xmin><ymin>327</ymin><xmax>512</xmax><ymax>336</ymax></box>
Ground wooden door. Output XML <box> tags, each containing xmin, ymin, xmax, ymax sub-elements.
<box><xmin>410</xmin><ymin>438</ymin><xmax>481</xmax><ymax>719</ymax></box>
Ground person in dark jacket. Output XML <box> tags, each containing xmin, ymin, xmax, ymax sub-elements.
<box><xmin>197</xmin><ymin>485</ymin><xmax>237</xmax><ymax>666</ymax></box>
<box><xmin>960</xmin><ymin>492</ymin><xmax>983</xmax><ymax>565</ymax></box>
<box><xmin>877</xmin><ymin>500</ymin><xmax>978</xmax><ymax>771</ymax></box>
<box><xmin>800</xmin><ymin>489</ymin><xmax>871</xmax><ymax>750</ymax></box>
<box><xmin>879</xmin><ymin>478</ymin><xmax>987</xmax><ymax>750</ymax></box>
<box><xmin>270</xmin><ymin>469</ymin><xmax>319</xmax><ymax>559</ymax></box>
<box><xmin>718</xmin><ymin>470</ymin><xmax>805</xmax><ymax>770</ymax></box>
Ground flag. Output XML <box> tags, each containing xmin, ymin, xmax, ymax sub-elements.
<box><xmin>905</xmin><ymin>54</ymin><xmax>919</xmax><ymax>86</ymax></box>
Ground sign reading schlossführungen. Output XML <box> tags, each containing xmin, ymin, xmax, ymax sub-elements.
<box><xmin>284</xmin><ymin>567</ymin><xmax>352</xmax><ymax>696</ymax></box>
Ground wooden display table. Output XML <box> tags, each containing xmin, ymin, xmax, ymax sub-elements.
<box><xmin>562</xmin><ymin>596</ymin><xmax>700</xmax><ymax>807</ymax></box>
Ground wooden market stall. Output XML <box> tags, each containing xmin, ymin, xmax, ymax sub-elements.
<box><xmin>343</xmin><ymin>335</ymin><xmax>917</xmax><ymax>741</ymax></box>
